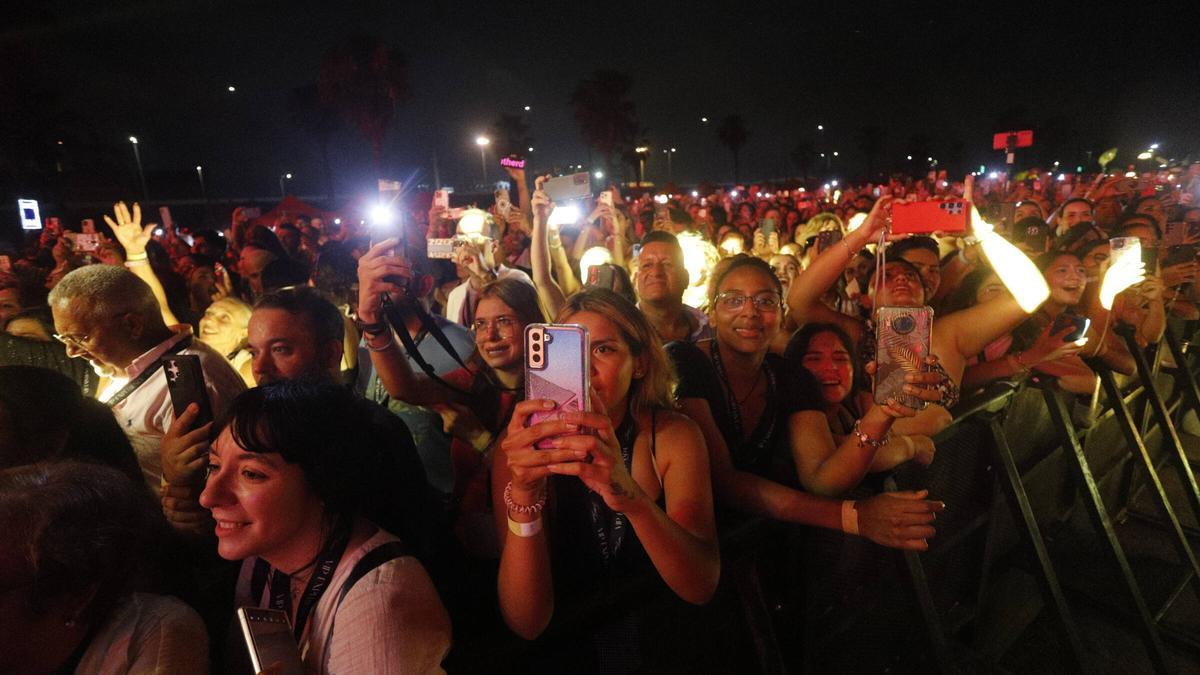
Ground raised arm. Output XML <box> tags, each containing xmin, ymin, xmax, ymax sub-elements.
<box><xmin>356</xmin><ymin>239</ymin><xmax>458</xmax><ymax>406</ymax></box>
<box><xmin>105</xmin><ymin>202</ymin><xmax>181</xmax><ymax>327</ymax></box>
<box><xmin>787</xmin><ymin>196</ymin><xmax>891</xmax><ymax>324</ymax></box>
<box><xmin>529</xmin><ymin>177</ymin><xmax>567</xmax><ymax>318</ymax></box>
<box><xmin>938</xmin><ymin>294</ymin><xmax>1032</xmax><ymax>360</ymax></box>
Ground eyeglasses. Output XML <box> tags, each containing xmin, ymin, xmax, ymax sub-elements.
<box><xmin>471</xmin><ymin>315</ymin><xmax>518</xmax><ymax>339</ymax></box>
<box><xmin>714</xmin><ymin>291</ymin><xmax>782</xmax><ymax>313</ymax></box>
<box><xmin>53</xmin><ymin>332</ymin><xmax>91</xmax><ymax>349</ymax></box>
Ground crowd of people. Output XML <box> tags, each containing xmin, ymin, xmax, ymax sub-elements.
<box><xmin>2</xmin><ymin>159</ymin><xmax>1199</xmax><ymax>673</ymax></box>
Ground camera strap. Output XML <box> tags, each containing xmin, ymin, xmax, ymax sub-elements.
<box><xmin>319</xmin><ymin>540</ymin><xmax>412</xmax><ymax>671</ymax></box>
<box><xmin>381</xmin><ymin>293</ymin><xmax>475</xmax><ymax>397</ymax></box>
<box><xmin>258</xmin><ymin>527</ymin><xmax>351</xmax><ymax>642</ymax></box>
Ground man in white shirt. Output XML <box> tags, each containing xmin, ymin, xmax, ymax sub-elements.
<box><xmin>48</xmin><ymin>265</ymin><xmax>245</xmax><ymax>495</ymax></box>
<box><xmin>443</xmin><ymin>236</ymin><xmax>533</xmax><ymax>325</ymax></box>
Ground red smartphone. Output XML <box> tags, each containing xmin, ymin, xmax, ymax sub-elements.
<box><xmin>890</xmin><ymin>200</ymin><xmax>970</xmax><ymax>234</ymax></box>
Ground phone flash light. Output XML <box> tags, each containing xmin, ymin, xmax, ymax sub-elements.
<box><xmin>691</xmin><ymin>191</ymin><xmax>699</xmax><ymax>197</ymax></box>
<box><xmin>154</xmin><ymin>228</ymin><xmax>164</xmax><ymax>236</ymax></box>
<box><xmin>457</xmin><ymin>209</ymin><xmax>489</xmax><ymax>236</ymax></box>
<box><xmin>369</xmin><ymin>204</ymin><xmax>395</xmax><ymax>226</ymax></box>
<box><xmin>547</xmin><ymin>205</ymin><xmax>580</xmax><ymax>228</ymax></box>
<box><xmin>653</xmin><ymin>195</ymin><xmax>669</xmax><ymax>205</ymax></box>
<box><xmin>729</xmin><ymin>190</ymin><xmax>738</xmax><ymax>198</ymax></box>
<box><xmin>333</xmin><ymin>218</ymin><xmax>342</xmax><ymax>225</ymax></box>
<box><xmin>579</xmin><ymin>246</ymin><xmax>613</xmax><ymax>283</ymax></box>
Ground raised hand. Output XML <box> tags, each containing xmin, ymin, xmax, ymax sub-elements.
<box><xmin>543</xmin><ymin>390</ymin><xmax>643</xmax><ymax>512</ymax></box>
<box><xmin>103</xmin><ymin>201</ymin><xmax>156</xmax><ymax>257</ymax></box>
<box><xmin>356</xmin><ymin>239</ymin><xmax>412</xmax><ymax>324</ymax></box>
<box><xmin>161</xmin><ymin>403</ymin><xmax>213</xmax><ymax>486</ymax></box>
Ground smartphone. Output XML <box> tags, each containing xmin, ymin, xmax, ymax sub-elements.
<box><xmin>163</xmin><ymin>354</ymin><xmax>214</xmax><ymax>428</ymax></box>
<box><xmin>237</xmin><ymin>608</ymin><xmax>304</xmax><ymax>675</ymax></box>
<box><xmin>816</xmin><ymin>230</ymin><xmax>843</xmax><ymax>254</ymax></box>
<box><xmin>1109</xmin><ymin>236</ymin><xmax>1141</xmax><ymax>268</ymax></box>
<box><xmin>525</xmin><ymin>324</ymin><xmax>590</xmax><ymax>449</ymax></box>
<box><xmin>1051</xmin><ymin>312</ymin><xmax>1091</xmax><ymax>343</ymax></box>
<box><xmin>587</xmin><ymin>264</ymin><xmax>617</xmax><ymax>289</ymax></box>
<box><xmin>495</xmin><ymin>188</ymin><xmax>512</xmax><ymax>216</ymax></box>
<box><xmin>17</xmin><ymin>199</ymin><xmax>41</xmax><ymax>230</ymax></box>
<box><xmin>761</xmin><ymin>217</ymin><xmax>776</xmax><ymax>237</ymax></box>
<box><xmin>874</xmin><ymin>306</ymin><xmax>933</xmax><ymax>409</ymax></box>
<box><xmin>598</xmin><ymin>190</ymin><xmax>613</xmax><ymax>208</ymax></box>
<box><xmin>543</xmin><ymin>173</ymin><xmax>592</xmax><ymax>203</ymax></box>
<box><xmin>426</xmin><ymin>237</ymin><xmax>463</xmax><ymax>259</ymax></box>
<box><xmin>890</xmin><ymin>200</ymin><xmax>970</xmax><ymax>234</ymax></box>
<box><xmin>434</xmin><ymin>190</ymin><xmax>450</xmax><ymax>210</ymax></box>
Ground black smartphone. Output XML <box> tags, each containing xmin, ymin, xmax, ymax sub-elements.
<box><xmin>1050</xmin><ymin>312</ymin><xmax>1090</xmax><ymax>343</ymax></box>
<box><xmin>163</xmin><ymin>354</ymin><xmax>213</xmax><ymax>428</ymax></box>
<box><xmin>816</xmin><ymin>230</ymin><xmax>843</xmax><ymax>255</ymax></box>
<box><xmin>237</xmin><ymin>608</ymin><xmax>304</xmax><ymax>675</ymax></box>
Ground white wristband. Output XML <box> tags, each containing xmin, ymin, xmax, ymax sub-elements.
<box><xmin>841</xmin><ymin>501</ymin><xmax>860</xmax><ymax>535</ymax></box>
<box><xmin>507</xmin><ymin>516</ymin><xmax>543</xmax><ymax>538</ymax></box>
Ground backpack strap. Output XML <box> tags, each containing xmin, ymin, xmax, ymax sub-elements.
<box><xmin>319</xmin><ymin>540</ymin><xmax>412</xmax><ymax>670</ymax></box>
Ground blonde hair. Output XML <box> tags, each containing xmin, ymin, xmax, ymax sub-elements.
<box><xmin>557</xmin><ymin>289</ymin><xmax>676</xmax><ymax>414</ymax></box>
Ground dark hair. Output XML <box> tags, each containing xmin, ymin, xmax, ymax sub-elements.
<box><xmin>1035</xmin><ymin>249</ymin><xmax>1081</xmax><ymax>273</ymax></box>
<box><xmin>785</xmin><ymin>322</ymin><xmax>861</xmax><ymax>396</ymax></box>
<box><xmin>888</xmin><ymin>236</ymin><xmax>939</xmax><ymax>259</ymax></box>
<box><xmin>192</xmin><ymin>229</ymin><xmax>227</xmax><ymax>258</ymax></box>
<box><xmin>640</xmin><ymin>230</ymin><xmax>683</xmax><ymax>254</ymax></box>
<box><xmin>1057</xmin><ymin>197</ymin><xmax>1093</xmax><ymax>218</ymax></box>
<box><xmin>244</xmin><ymin>225</ymin><xmax>288</xmax><ymax>259</ymax></box>
<box><xmin>0</xmin><ymin>461</ymin><xmax>159</xmax><ymax>624</ymax></box>
<box><xmin>261</xmin><ymin>256</ymin><xmax>312</xmax><ymax>294</ymax></box>
<box><xmin>1054</xmin><ymin>222</ymin><xmax>1106</xmax><ymax>256</ymax></box>
<box><xmin>254</xmin><ymin>286</ymin><xmax>344</xmax><ymax>347</ymax></box>
<box><xmin>939</xmin><ymin>263</ymin><xmax>999</xmax><ymax>315</ymax></box>
<box><xmin>707</xmin><ymin>254</ymin><xmax>783</xmax><ymax>306</ymax></box>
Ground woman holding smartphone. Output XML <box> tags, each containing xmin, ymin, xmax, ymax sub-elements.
<box><xmin>670</xmin><ymin>255</ymin><xmax>945</xmax><ymax>535</ymax></box>
<box><xmin>201</xmin><ymin>383</ymin><xmax>450</xmax><ymax>674</ymax></box>
<box><xmin>493</xmin><ymin>289</ymin><xmax>720</xmax><ymax>663</ymax></box>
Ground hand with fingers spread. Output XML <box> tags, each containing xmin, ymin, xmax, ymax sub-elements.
<box><xmin>854</xmin><ymin>489</ymin><xmax>944</xmax><ymax>550</ymax></box>
<box><xmin>104</xmin><ymin>201</ymin><xmax>156</xmax><ymax>258</ymax></box>
<box><xmin>356</xmin><ymin>239</ymin><xmax>412</xmax><ymax>325</ymax></box>
<box><xmin>1022</xmin><ymin>322</ymin><xmax>1085</xmax><ymax>367</ymax></box>
<box><xmin>161</xmin><ymin>403</ymin><xmax>213</xmax><ymax>487</ymax></box>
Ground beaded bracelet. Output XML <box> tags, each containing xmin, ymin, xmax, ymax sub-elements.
<box><xmin>504</xmin><ymin>481</ymin><xmax>546</xmax><ymax>516</ymax></box>
<box><xmin>852</xmin><ymin>419</ymin><xmax>889</xmax><ymax>450</ymax></box>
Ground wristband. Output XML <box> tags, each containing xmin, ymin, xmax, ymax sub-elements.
<box><xmin>355</xmin><ymin>318</ymin><xmax>388</xmax><ymax>336</ymax></box>
<box><xmin>364</xmin><ymin>331</ymin><xmax>396</xmax><ymax>352</ymax></box>
<box><xmin>507</xmin><ymin>516</ymin><xmax>543</xmax><ymax>538</ymax></box>
<box><xmin>841</xmin><ymin>500</ymin><xmax>860</xmax><ymax>535</ymax></box>
<box><xmin>125</xmin><ymin>251</ymin><xmax>148</xmax><ymax>262</ymax></box>
<box><xmin>124</xmin><ymin>258</ymin><xmax>149</xmax><ymax>268</ymax></box>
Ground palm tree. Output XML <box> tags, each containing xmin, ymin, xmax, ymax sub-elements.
<box><xmin>717</xmin><ymin>116</ymin><xmax>749</xmax><ymax>183</ymax></box>
<box><xmin>489</xmin><ymin>114</ymin><xmax>534</xmax><ymax>161</ymax></box>
<box><xmin>316</xmin><ymin>34</ymin><xmax>408</xmax><ymax>169</ymax></box>
<box><xmin>569</xmin><ymin>71</ymin><xmax>639</xmax><ymax>175</ymax></box>
<box><xmin>287</xmin><ymin>84</ymin><xmax>341</xmax><ymax>202</ymax></box>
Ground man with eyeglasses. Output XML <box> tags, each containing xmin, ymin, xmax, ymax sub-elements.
<box><xmin>48</xmin><ymin>265</ymin><xmax>245</xmax><ymax>495</ymax></box>
<box><xmin>633</xmin><ymin>231</ymin><xmax>712</xmax><ymax>343</ymax></box>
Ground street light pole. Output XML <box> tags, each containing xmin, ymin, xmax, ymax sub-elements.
<box><xmin>196</xmin><ymin>165</ymin><xmax>207</xmax><ymax>201</ymax></box>
<box><xmin>663</xmin><ymin>147</ymin><xmax>676</xmax><ymax>183</ymax></box>
<box><xmin>129</xmin><ymin>136</ymin><xmax>148</xmax><ymax>202</ymax></box>
<box><xmin>475</xmin><ymin>136</ymin><xmax>490</xmax><ymax>186</ymax></box>
<box><xmin>635</xmin><ymin>146</ymin><xmax>649</xmax><ymax>186</ymax></box>
<box><xmin>279</xmin><ymin>172</ymin><xmax>292</xmax><ymax>199</ymax></box>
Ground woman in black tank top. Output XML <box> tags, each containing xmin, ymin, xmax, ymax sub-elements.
<box><xmin>493</xmin><ymin>289</ymin><xmax>719</xmax><ymax>647</ymax></box>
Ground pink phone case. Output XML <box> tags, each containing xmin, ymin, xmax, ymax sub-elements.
<box><xmin>525</xmin><ymin>324</ymin><xmax>590</xmax><ymax>449</ymax></box>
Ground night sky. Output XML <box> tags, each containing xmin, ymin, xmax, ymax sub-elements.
<box><xmin>4</xmin><ymin>0</ymin><xmax>1200</xmax><ymax>206</ymax></box>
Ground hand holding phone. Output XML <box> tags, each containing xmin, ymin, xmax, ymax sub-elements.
<box><xmin>237</xmin><ymin>608</ymin><xmax>304</xmax><ymax>675</ymax></box>
<box><xmin>874</xmin><ymin>306</ymin><xmax>933</xmax><ymax>409</ymax></box>
<box><xmin>525</xmin><ymin>324</ymin><xmax>590</xmax><ymax>449</ymax></box>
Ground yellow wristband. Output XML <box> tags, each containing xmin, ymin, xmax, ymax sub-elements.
<box><xmin>841</xmin><ymin>501</ymin><xmax>860</xmax><ymax>535</ymax></box>
<box><xmin>507</xmin><ymin>516</ymin><xmax>543</xmax><ymax>538</ymax></box>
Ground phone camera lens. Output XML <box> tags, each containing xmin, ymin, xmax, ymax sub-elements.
<box><xmin>891</xmin><ymin>315</ymin><xmax>916</xmax><ymax>335</ymax></box>
<box><xmin>532</xmin><ymin>343</ymin><xmax>541</xmax><ymax>352</ymax></box>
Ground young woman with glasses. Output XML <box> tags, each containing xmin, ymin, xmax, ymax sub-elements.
<box><xmin>670</xmin><ymin>255</ymin><xmax>945</xmax><ymax>548</ymax></box>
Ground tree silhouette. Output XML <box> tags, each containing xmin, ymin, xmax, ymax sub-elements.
<box><xmin>717</xmin><ymin>115</ymin><xmax>749</xmax><ymax>183</ymax></box>
<box><xmin>489</xmin><ymin>114</ymin><xmax>534</xmax><ymax>160</ymax></box>
<box><xmin>569</xmin><ymin>71</ymin><xmax>639</xmax><ymax>175</ymax></box>
<box><xmin>287</xmin><ymin>84</ymin><xmax>341</xmax><ymax>201</ymax></box>
<box><xmin>855</xmin><ymin>125</ymin><xmax>886</xmax><ymax>179</ymax></box>
<box><xmin>790</xmin><ymin>140</ymin><xmax>817</xmax><ymax>181</ymax></box>
<box><xmin>316</xmin><ymin>34</ymin><xmax>408</xmax><ymax>169</ymax></box>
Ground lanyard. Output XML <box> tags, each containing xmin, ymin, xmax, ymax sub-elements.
<box><xmin>266</xmin><ymin>529</ymin><xmax>351</xmax><ymax>642</ymax></box>
<box><xmin>710</xmin><ymin>341</ymin><xmax>777</xmax><ymax>466</ymax></box>
<box><xmin>589</xmin><ymin>409</ymin><xmax>638</xmax><ymax>565</ymax></box>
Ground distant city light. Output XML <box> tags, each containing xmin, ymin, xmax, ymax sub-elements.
<box><xmin>285</xmin><ymin>173</ymin><xmax>292</xmax><ymax>179</ymax></box>
<box><xmin>691</xmin><ymin>190</ymin><xmax>699</xmax><ymax>197</ymax></box>
<box><xmin>227</xmin><ymin>85</ymin><xmax>236</xmax><ymax>92</ymax></box>
<box><xmin>833</xmin><ymin>151</ymin><xmax>839</xmax><ymax>157</ymax></box>
<box><xmin>830</xmin><ymin>180</ymin><xmax>839</xmax><ymax>187</ymax></box>
<box><xmin>907</xmin><ymin>155</ymin><xmax>913</xmax><ymax>161</ymax></box>
<box><xmin>988</xmin><ymin>171</ymin><xmax>999</xmax><ymax>179</ymax></box>
<box><xmin>593</xmin><ymin>170</ymin><xmax>604</xmax><ymax>179</ymax></box>
<box><xmin>475</xmin><ymin>136</ymin><xmax>490</xmax><ymax>147</ymax></box>
<box><xmin>729</xmin><ymin>190</ymin><xmax>738</xmax><ymax>197</ymax></box>
<box><xmin>1137</xmin><ymin>151</ymin><xmax>1153</xmax><ymax>160</ymax></box>
<box><xmin>700</xmin><ymin>117</ymin><xmax>708</xmax><ymax>123</ymax></box>
<box><xmin>195</xmin><ymin>165</ymin><xmax>202</xmax><ymax>171</ymax></box>
<box><xmin>817</xmin><ymin>124</ymin><xmax>824</xmax><ymax>131</ymax></box>
<box><xmin>128</xmin><ymin>136</ymin><xmax>138</xmax><ymax>144</ymax></box>
<box><xmin>1150</xmin><ymin>143</ymin><xmax>1160</xmax><ymax>150</ymax></box>
<box><xmin>527</xmin><ymin>147</ymin><xmax>534</xmax><ymax>152</ymax></box>
<box><xmin>57</xmin><ymin>140</ymin><xmax>64</xmax><ymax>145</ymax></box>
<box><xmin>523</xmin><ymin>105</ymin><xmax>531</xmax><ymax>111</ymax></box>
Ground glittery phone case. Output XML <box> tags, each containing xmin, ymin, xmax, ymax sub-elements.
<box><xmin>874</xmin><ymin>306</ymin><xmax>932</xmax><ymax>409</ymax></box>
<box><xmin>525</xmin><ymin>324</ymin><xmax>590</xmax><ymax>448</ymax></box>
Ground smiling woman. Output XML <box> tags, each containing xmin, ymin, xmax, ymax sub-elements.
<box><xmin>200</xmin><ymin>382</ymin><xmax>450</xmax><ymax>673</ymax></box>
